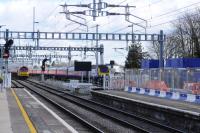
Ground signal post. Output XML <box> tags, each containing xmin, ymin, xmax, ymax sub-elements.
<box><xmin>41</xmin><ymin>58</ymin><xmax>48</xmax><ymax>81</ymax></box>
<box><xmin>3</xmin><ymin>29</ymin><xmax>13</xmax><ymax>88</ymax></box>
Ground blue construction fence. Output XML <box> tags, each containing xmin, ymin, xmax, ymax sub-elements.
<box><xmin>141</xmin><ymin>58</ymin><xmax>200</xmax><ymax>68</ymax></box>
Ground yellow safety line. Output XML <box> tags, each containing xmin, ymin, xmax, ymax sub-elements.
<box><xmin>11</xmin><ymin>88</ymin><xmax>37</xmax><ymax>133</ymax></box>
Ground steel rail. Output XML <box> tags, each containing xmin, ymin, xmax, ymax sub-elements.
<box><xmin>20</xmin><ymin>80</ymin><xmax>152</xmax><ymax>133</ymax></box>
<box><xmin>14</xmin><ymin>80</ymin><xmax>104</xmax><ymax>133</ymax></box>
<box><xmin>26</xmin><ymin>79</ymin><xmax>184</xmax><ymax>133</ymax></box>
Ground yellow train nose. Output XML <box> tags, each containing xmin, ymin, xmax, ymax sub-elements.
<box><xmin>19</xmin><ymin>72</ymin><xmax>29</xmax><ymax>77</ymax></box>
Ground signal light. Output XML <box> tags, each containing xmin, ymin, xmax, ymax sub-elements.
<box><xmin>3</xmin><ymin>39</ymin><xmax>13</xmax><ymax>59</ymax></box>
<box><xmin>3</xmin><ymin>52</ymin><xmax>9</xmax><ymax>58</ymax></box>
<box><xmin>5</xmin><ymin>39</ymin><xmax>13</xmax><ymax>48</ymax></box>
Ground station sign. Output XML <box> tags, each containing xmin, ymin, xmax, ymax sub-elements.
<box><xmin>98</xmin><ymin>65</ymin><xmax>109</xmax><ymax>76</ymax></box>
<box><xmin>74</xmin><ymin>61</ymin><xmax>92</xmax><ymax>71</ymax></box>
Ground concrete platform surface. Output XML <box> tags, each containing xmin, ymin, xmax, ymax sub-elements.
<box><xmin>94</xmin><ymin>90</ymin><xmax>200</xmax><ymax>115</ymax></box>
<box><xmin>13</xmin><ymin>88</ymin><xmax>74</xmax><ymax>133</ymax></box>
<box><xmin>91</xmin><ymin>90</ymin><xmax>200</xmax><ymax>133</ymax></box>
<box><xmin>7</xmin><ymin>88</ymin><xmax>29</xmax><ymax>133</ymax></box>
<box><xmin>0</xmin><ymin>89</ymin><xmax>13</xmax><ymax>133</ymax></box>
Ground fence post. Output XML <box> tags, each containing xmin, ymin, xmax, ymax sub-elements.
<box><xmin>139</xmin><ymin>69</ymin><xmax>142</xmax><ymax>88</ymax></box>
<box><xmin>123</xmin><ymin>68</ymin><xmax>126</xmax><ymax>89</ymax></box>
<box><xmin>136</xmin><ymin>69</ymin><xmax>138</xmax><ymax>87</ymax></box>
<box><xmin>149</xmin><ymin>68</ymin><xmax>151</xmax><ymax>82</ymax></box>
<box><xmin>159</xmin><ymin>68</ymin><xmax>163</xmax><ymax>81</ymax></box>
<box><xmin>159</xmin><ymin>30</ymin><xmax>164</xmax><ymax>68</ymax></box>
<box><xmin>171</xmin><ymin>68</ymin><xmax>175</xmax><ymax>90</ymax></box>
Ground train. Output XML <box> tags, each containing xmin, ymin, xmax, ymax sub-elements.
<box><xmin>12</xmin><ymin>65</ymin><xmax>97</xmax><ymax>80</ymax></box>
<box><xmin>12</xmin><ymin>65</ymin><xmax>123</xmax><ymax>84</ymax></box>
<box><xmin>17</xmin><ymin>66</ymin><xmax>29</xmax><ymax>79</ymax></box>
<box><xmin>30</xmin><ymin>66</ymin><xmax>97</xmax><ymax>79</ymax></box>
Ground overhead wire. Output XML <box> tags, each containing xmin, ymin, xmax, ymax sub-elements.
<box><xmin>144</xmin><ymin>0</ymin><xmax>200</xmax><ymax>28</ymax></box>
<box><xmin>148</xmin><ymin>1</ymin><xmax>200</xmax><ymax>21</ymax></box>
<box><xmin>93</xmin><ymin>0</ymin><xmax>129</xmax><ymax>29</ymax></box>
<box><xmin>129</xmin><ymin>11</ymin><xmax>200</xmax><ymax>34</ymax></box>
<box><xmin>39</xmin><ymin>0</ymin><xmax>65</xmax><ymax>24</ymax></box>
<box><xmin>145</xmin><ymin>1</ymin><xmax>200</xmax><ymax>31</ymax></box>
<box><xmin>58</xmin><ymin>0</ymin><xmax>131</xmax><ymax>32</ymax></box>
<box><xmin>108</xmin><ymin>0</ymin><xmax>164</xmax><ymax>33</ymax></box>
<box><xmin>41</xmin><ymin>0</ymin><xmax>91</xmax><ymax>48</ymax></box>
<box><xmin>105</xmin><ymin>0</ymin><xmax>128</xmax><ymax>11</ymax></box>
<box><xmin>39</xmin><ymin>1</ymin><xmax>200</xmax><ymax>34</ymax></box>
<box><xmin>69</xmin><ymin>0</ymin><xmax>129</xmax><ymax>32</ymax></box>
<box><xmin>112</xmin><ymin>26</ymin><xmax>129</xmax><ymax>33</ymax></box>
<box><xmin>90</xmin><ymin>0</ymin><xmax>131</xmax><ymax>33</ymax></box>
<box><xmin>112</xmin><ymin>1</ymin><xmax>200</xmax><ymax>33</ymax></box>
<box><xmin>34</xmin><ymin>0</ymin><xmax>200</xmax><ymax>64</ymax></box>
<box><xmin>135</xmin><ymin>0</ymin><xmax>162</xmax><ymax>10</ymax></box>
<box><xmin>149</xmin><ymin>12</ymin><xmax>200</xmax><ymax>29</ymax></box>
<box><xmin>39</xmin><ymin>6</ymin><xmax>59</xmax><ymax>24</ymax></box>
<box><xmin>147</xmin><ymin>5</ymin><xmax>200</xmax><ymax>28</ymax></box>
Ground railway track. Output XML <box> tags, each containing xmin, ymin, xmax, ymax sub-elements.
<box><xmin>12</xmin><ymin>80</ymin><xmax>103</xmax><ymax>133</ymax></box>
<box><xmin>13</xmin><ymin>79</ymin><xmax>184</xmax><ymax>133</ymax></box>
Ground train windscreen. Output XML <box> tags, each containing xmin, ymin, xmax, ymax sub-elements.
<box><xmin>19</xmin><ymin>66</ymin><xmax>28</xmax><ymax>72</ymax></box>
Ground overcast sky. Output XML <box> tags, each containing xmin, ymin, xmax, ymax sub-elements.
<box><xmin>1</xmin><ymin>0</ymin><xmax>200</xmax><ymax>66</ymax></box>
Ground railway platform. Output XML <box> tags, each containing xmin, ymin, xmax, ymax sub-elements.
<box><xmin>91</xmin><ymin>90</ymin><xmax>200</xmax><ymax>133</ymax></box>
<box><xmin>0</xmin><ymin>87</ymin><xmax>77</xmax><ymax>133</ymax></box>
<box><xmin>0</xmin><ymin>89</ymin><xmax>14</xmax><ymax>133</ymax></box>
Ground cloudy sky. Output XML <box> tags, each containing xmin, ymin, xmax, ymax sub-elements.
<box><xmin>0</xmin><ymin>0</ymin><xmax>200</xmax><ymax>66</ymax></box>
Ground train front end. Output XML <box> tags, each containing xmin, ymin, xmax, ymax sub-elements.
<box><xmin>17</xmin><ymin>66</ymin><xmax>29</xmax><ymax>79</ymax></box>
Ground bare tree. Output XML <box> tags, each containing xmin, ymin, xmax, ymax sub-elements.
<box><xmin>147</xmin><ymin>33</ymin><xmax>180</xmax><ymax>59</ymax></box>
<box><xmin>148</xmin><ymin>9</ymin><xmax>200</xmax><ymax>59</ymax></box>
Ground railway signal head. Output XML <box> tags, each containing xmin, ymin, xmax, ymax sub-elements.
<box><xmin>3</xmin><ymin>50</ymin><xmax>9</xmax><ymax>58</ymax></box>
<box><xmin>42</xmin><ymin>58</ymin><xmax>48</xmax><ymax>65</ymax></box>
<box><xmin>3</xmin><ymin>39</ymin><xmax>13</xmax><ymax>59</ymax></box>
<box><xmin>5</xmin><ymin>39</ymin><xmax>13</xmax><ymax>48</ymax></box>
<box><xmin>41</xmin><ymin>58</ymin><xmax>49</xmax><ymax>71</ymax></box>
